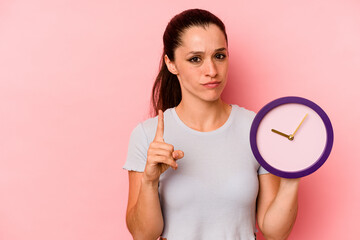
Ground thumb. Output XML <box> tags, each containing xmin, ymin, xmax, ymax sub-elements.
<box><xmin>172</xmin><ymin>150</ymin><xmax>184</xmax><ymax>159</ymax></box>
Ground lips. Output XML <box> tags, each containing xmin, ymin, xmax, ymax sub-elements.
<box><xmin>203</xmin><ymin>81</ymin><xmax>221</xmax><ymax>85</ymax></box>
<box><xmin>202</xmin><ymin>81</ymin><xmax>221</xmax><ymax>89</ymax></box>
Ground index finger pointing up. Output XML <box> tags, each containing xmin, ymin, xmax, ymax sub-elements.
<box><xmin>154</xmin><ymin>109</ymin><xmax>164</xmax><ymax>142</ymax></box>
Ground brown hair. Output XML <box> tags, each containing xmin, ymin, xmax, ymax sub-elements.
<box><xmin>149</xmin><ymin>8</ymin><xmax>228</xmax><ymax>117</ymax></box>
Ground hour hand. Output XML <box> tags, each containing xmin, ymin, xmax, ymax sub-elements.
<box><xmin>271</xmin><ymin>129</ymin><xmax>294</xmax><ymax>141</ymax></box>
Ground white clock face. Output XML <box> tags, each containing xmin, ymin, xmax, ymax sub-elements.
<box><xmin>256</xmin><ymin>103</ymin><xmax>327</xmax><ymax>172</ymax></box>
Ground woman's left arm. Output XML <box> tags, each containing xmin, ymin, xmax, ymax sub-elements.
<box><xmin>256</xmin><ymin>173</ymin><xmax>300</xmax><ymax>240</ymax></box>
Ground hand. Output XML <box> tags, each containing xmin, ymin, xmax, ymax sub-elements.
<box><xmin>271</xmin><ymin>129</ymin><xmax>294</xmax><ymax>141</ymax></box>
<box><xmin>271</xmin><ymin>113</ymin><xmax>308</xmax><ymax>141</ymax></box>
<box><xmin>143</xmin><ymin>109</ymin><xmax>184</xmax><ymax>183</ymax></box>
<box><xmin>292</xmin><ymin>113</ymin><xmax>308</xmax><ymax>136</ymax></box>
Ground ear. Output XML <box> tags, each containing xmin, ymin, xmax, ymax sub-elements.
<box><xmin>164</xmin><ymin>55</ymin><xmax>179</xmax><ymax>75</ymax></box>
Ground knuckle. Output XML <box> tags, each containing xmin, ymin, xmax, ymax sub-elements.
<box><xmin>167</xmin><ymin>156</ymin><xmax>175</xmax><ymax>164</ymax></box>
<box><xmin>168</xmin><ymin>144</ymin><xmax>174</xmax><ymax>152</ymax></box>
<box><xmin>161</xmin><ymin>155</ymin><xmax>168</xmax><ymax>163</ymax></box>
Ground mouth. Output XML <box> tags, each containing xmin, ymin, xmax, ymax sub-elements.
<box><xmin>202</xmin><ymin>81</ymin><xmax>221</xmax><ymax>88</ymax></box>
<box><xmin>203</xmin><ymin>81</ymin><xmax>221</xmax><ymax>85</ymax></box>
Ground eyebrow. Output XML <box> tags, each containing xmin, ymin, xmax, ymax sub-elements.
<box><xmin>187</xmin><ymin>47</ymin><xmax>227</xmax><ymax>55</ymax></box>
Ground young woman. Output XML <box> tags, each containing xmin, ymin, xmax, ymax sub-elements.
<box><xmin>123</xmin><ymin>8</ymin><xmax>300</xmax><ymax>240</ymax></box>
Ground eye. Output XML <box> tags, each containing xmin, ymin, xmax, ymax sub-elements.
<box><xmin>188</xmin><ymin>56</ymin><xmax>201</xmax><ymax>63</ymax></box>
<box><xmin>215</xmin><ymin>53</ymin><xmax>226</xmax><ymax>60</ymax></box>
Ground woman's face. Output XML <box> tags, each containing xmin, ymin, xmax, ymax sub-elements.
<box><xmin>166</xmin><ymin>24</ymin><xmax>229</xmax><ymax>103</ymax></box>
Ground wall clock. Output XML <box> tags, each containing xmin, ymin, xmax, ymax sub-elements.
<box><xmin>250</xmin><ymin>96</ymin><xmax>334</xmax><ymax>178</ymax></box>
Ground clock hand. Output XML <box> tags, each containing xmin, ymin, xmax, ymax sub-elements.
<box><xmin>292</xmin><ymin>113</ymin><xmax>308</xmax><ymax>136</ymax></box>
<box><xmin>271</xmin><ymin>129</ymin><xmax>294</xmax><ymax>141</ymax></box>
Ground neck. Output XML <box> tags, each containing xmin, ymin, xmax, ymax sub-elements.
<box><xmin>175</xmin><ymin>98</ymin><xmax>232</xmax><ymax>132</ymax></box>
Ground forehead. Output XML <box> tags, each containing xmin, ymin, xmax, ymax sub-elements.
<box><xmin>177</xmin><ymin>24</ymin><xmax>227</xmax><ymax>53</ymax></box>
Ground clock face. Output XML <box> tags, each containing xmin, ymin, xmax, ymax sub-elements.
<box><xmin>250</xmin><ymin>97</ymin><xmax>334</xmax><ymax>178</ymax></box>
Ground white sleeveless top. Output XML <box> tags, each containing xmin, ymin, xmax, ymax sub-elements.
<box><xmin>123</xmin><ymin>104</ymin><xmax>269</xmax><ymax>239</ymax></box>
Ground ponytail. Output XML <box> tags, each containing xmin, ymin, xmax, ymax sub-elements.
<box><xmin>149</xmin><ymin>52</ymin><xmax>182</xmax><ymax>118</ymax></box>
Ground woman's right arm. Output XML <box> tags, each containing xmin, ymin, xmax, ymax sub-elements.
<box><xmin>125</xmin><ymin>110</ymin><xmax>184</xmax><ymax>240</ymax></box>
<box><xmin>126</xmin><ymin>171</ymin><xmax>164</xmax><ymax>240</ymax></box>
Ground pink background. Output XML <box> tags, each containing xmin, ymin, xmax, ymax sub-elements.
<box><xmin>0</xmin><ymin>0</ymin><xmax>359</xmax><ymax>239</ymax></box>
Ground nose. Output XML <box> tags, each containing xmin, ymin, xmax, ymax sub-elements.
<box><xmin>204</xmin><ymin>58</ymin><xmax>217</xmax><ymax>78</ymax></box>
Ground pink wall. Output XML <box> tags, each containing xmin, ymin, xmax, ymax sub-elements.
<box><xmin>0</xmin><ymin>0</ymin><xmax>358</xmax><ymax>239</ymax></box>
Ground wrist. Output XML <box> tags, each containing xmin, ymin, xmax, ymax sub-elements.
<box><xmin>278</xmin><ymin>177</ymin><xmax>300</xmax><ymax>196</ymax></box>
<box><xmin>141</xmin><ymin>175</ymin><xmax>159</xmax><ymax>188</ymax></box>
<box><xmin>280</xmin><ymin>177</ymin><xmax>300</xmax><ymax>186</ymax></box>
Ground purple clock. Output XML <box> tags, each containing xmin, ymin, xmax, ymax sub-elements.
<box><xmin>250</xmin><ymin>96</ymin><xmax>334</xmax><ymax>178</ymax></box>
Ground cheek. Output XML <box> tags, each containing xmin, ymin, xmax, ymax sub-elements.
<box><xmin>178</xmin><ymin>65</ymin><xmax>202</xmax><ymax>81</ymax></box>
<box><xmin>219</xmin><ymin>61</ymin><xmax>229</xmax><ymax>72</ymax></box>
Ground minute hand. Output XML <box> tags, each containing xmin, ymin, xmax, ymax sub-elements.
<box><xmin>292</xmin><ymin>113</ymin><xmax>308</xmax><ymax>136</ymax></box>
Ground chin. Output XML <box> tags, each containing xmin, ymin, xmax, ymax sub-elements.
<box><xmin>203</xmin><ymin>93</ymin><xmax>223</xmax><ymax>102</ymax></box>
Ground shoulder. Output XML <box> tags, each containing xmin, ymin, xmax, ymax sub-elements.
<box><xmin>231</xmin><ymin>104</ymin><xmax>257</xmax><ymax>124</ymax></box>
